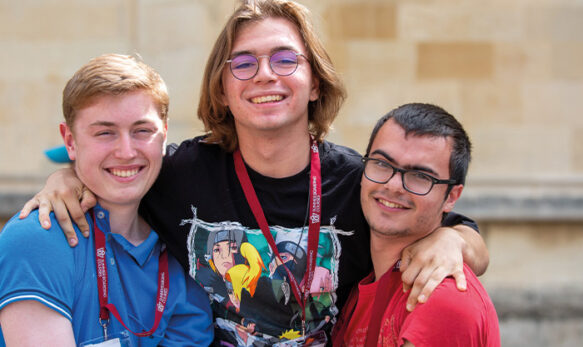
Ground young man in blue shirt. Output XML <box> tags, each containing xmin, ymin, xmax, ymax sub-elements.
<box><xmin>0</xmin><ymin>54</ymin><xmax>213</xmax><ymax>346</ymax></box>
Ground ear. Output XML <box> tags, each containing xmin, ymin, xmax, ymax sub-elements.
<box><xmin>59</xmin><ymin>122</ymin><xmax>77</xmax><ymax>161</ymax></box>
<box><xmin>442</xmin><ymin>184</ymin><xmax>464</xmax><ymax>213</ymax></box>
<box><xmin>309</xmin><ymin>75</ymin><xmax>320</xmax><ymax>102</ymax></box>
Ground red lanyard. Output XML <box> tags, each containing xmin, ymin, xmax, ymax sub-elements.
<box><xmin>233</xmin><ymin>139</ymin><xmax>322</xmax><ymax>335</ymax></box>
<box><xmin>92</xmin><ymin>210</ymin><xmax>169</xmax><ymax>338</ymax></box>
<box><xmin>332</xmin><ymin>262</ymin><xmax>401</xmax><ymax>347</ymax></box>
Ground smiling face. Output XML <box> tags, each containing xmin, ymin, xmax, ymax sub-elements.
<box><xmin>221</xmin><ymin>17</ymin><xmax>319</xmax><ymax>139</ymax></box>
<box><xmin>61</xmin><ymin>90</ymin><xmax>167</xmax><ymax>211</ymax></box>
<box><xmin>360</xmin><ymin>119</ymin><xmax>462</xmax><ymax>240</ymax></box>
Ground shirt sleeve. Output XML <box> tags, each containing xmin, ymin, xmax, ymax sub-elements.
<box><xmin>442</xmin><ymin>211</ymin><xmax>479</xmax><ymax>232</ymax></box>
<box><xmin>398</xmin><ymin>269</ymin><xmax>486</xmax><ymax>346</ymax></box>
<box><xmin>0</xmin><ymin>213</ymin><xmax>76</xmax><ymax>321</ymax></box>
<box><xmin>159</xmin><ymin>262</ymin><xmax>214</xmax><ymax>346</ymax></box>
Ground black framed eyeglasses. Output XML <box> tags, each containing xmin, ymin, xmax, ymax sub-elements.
<box><xmin>225</xmin><ymin>49</ymin><xmax>306</xmax><ymax>80</ymax></box>
<box><xmin>362</xmin><ymin>157</ymin><xmax>457</xmax><ymax>196</ymax></box>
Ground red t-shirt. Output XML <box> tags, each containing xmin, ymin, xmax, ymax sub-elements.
<box><xmin>335</xmin><ymin>264</ymin><xmax>500</xmax><ymax>347</ymax></box>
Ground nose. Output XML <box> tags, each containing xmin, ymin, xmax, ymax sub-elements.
<box><xmin>253</xmin><ymin>55</ymin><xmax>276</xmax><ymax>82</ymax></box>
<box><xmin>115</xmin><ymin>133</ymin><xmax>137</xmax><ymax>159</ymax></box>
<box><xmin>384</xmin><ymin>171</ymin><xmax>405</xmax><ymax>192</ymax></box>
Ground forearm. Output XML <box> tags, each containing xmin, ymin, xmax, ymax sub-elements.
<box><xmin>453</xmin><ymin>224</ymin><xmax>489</xmax><ymax>276</ymax></box>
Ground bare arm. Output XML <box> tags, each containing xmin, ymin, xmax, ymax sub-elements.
<box><xmin>399</xmin><ymin>225</ymin><xmax>489</xmax><ymax>311</ymax></box>
<box><xmin>19</xmin><ymin>167</ymin><xmax>97</xmax><ymax>247</ymax></box>
<box><xmin>0</xmin><ymin>301</ymin><xmax>75</xmax><ymax>347</ymax></box>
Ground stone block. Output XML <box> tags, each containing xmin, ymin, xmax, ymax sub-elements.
<box><xmin>459</xmin><ymin>81</ymin><xmax>523</xmax><ymax>125</ymax></box>
<box><xmin>399</xmin><ymin>3</ymin><xmax>523</xmax><ymax>41</ymax></box>
<box><xmin>417</xmin><ymin>42</ymin><xmax>494</xmax><ymax>79</ymax></box>
<box><xmin>137</xmin><ymin>2</ymin><xmax>210</xmax><ymax>50</ymax></box>
<box><xmin>482</xmin><ymin>222</ymin><xmax>583</xmax><ymax>288</ymax></box>
<box><xmin>342</xmin><ymin>41</ymin><xmax>417</xmax><ymax>84</ymax></box>
<box><xmin>494</xmin><ymin>42</ymin><xmax>553</xmax><ymax>82</ymax></box>
<box><xmin>0</xmin><ymin>42</ymin><xmax>132</xmax><ymax>81</ymax></box>
<box><xmin>469</xmin><ymin>125</ymin><xmax>571</xmax><ymax>176</ymax></box>
<box><xmin>552</xmin><ymin>42</ymin><xmax>583</xmax><ymax>80</ymax></box>
<box><xmin>526</xmin><ymin>4</ymin><xmax>583</xmax><ymax>42</ymax></box>
<box><xmin>522</xmin><ymin>82</ymin><xmax>583</xmax><ymax>127</ymax></box>
<box><xmin>324</xmin><ymin>3</ymin><xmax>396</xmax><ymax>40</ymax></box>
<box><xmin>0</xmin><ymin>2</ymin><xmax>130</xmax><ymax>41</ymax></box>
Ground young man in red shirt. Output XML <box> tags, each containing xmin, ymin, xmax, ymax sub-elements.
<box><xmin>333</xmin><ymin>103</ymin><xmax>500</xmax><ymax>347</ymax></box>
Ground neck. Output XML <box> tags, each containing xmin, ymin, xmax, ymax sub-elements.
<box><xmin>98</xmin><ymin>201</ymin><xmax>150</xmax><ymax>246</ymax></box>
<box><xmin>369</xmin><ymin>232</ymin><xmax>408</xmax><ymax>282</ymax></box>
<box><xmin>237</xmin><ymin>127</ymin><xmax>312</xmax><ymax>178</ymax></box>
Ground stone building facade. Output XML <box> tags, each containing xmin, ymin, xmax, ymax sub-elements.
<box><xmin>1</xmin><ymin>1</ymin><xmax>582</xmax><ymax>345</ymax></box>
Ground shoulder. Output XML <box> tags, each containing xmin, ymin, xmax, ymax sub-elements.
<box><xmin>320</xmin><ymin>141</ymin><xmax>363</xmax><ymax>184</ymax></box>
<box><xmin>320</xmin><ymin>141</ymin><xmax>362</xmax><ymax>168</ymax></box>
<box><xmin>398</xmin><ymin>267</ymin><xmax>499</xmax><ymax>346</ymax></box>
<box><xmin>0</xmin><ymin>212</ymin><xmax>83</xmax><ymax>320</ymax></box>
<box><xmin>0</xmin><ymin>212</ymin><xmax>83</xmax><ymax>253</ymax></box>
<box><xmin>158</xmin><ymin>136</ymin><xmax>229</xmax><ymax>181</ymax></box>
<box><xmin>403</xmin><ymin>265</ymin><xmax>496</xmax><ymax>331</ymax></box>
<box><xmin>164</xmin><ymin>136</ymin><xmax>227</xmax><ymax>165</ymax></box>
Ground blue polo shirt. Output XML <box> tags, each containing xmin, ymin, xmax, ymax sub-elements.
<box><xmin>0</xmin><ymin>205</ymin><xmax>213</xmax><ymax>346</ymax></box>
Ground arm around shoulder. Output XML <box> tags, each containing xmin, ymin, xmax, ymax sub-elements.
<box><xmin>453</xmin><ymin>224</ymin><xmax>489</xmax><ymax>276</ymax></box>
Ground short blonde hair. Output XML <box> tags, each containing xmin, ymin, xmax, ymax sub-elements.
<box><xmin>62</xmin><ymin>54</ymin><xmax>169</xmax><ymax>128</ymax></box>
<box><xmin>197</xmin><ymin>0</ymin><xmax>346</xmax><ymax>152</ymax></box>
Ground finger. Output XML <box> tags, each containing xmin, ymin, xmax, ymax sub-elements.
<box><xmin>19</xmin><ymin>197</ymin><xmax>40</xmax><ymax>220</ymax></box>
<box><xmin>52</xmin><ymin>199</ymin><xmax>79</xmax><ymax>247</ymax></box>
<box><xmin>399</xmin><ymin>251</ymin><xmax>414</xmax><ymax>293</ymax></box>
<box><xmin>414</xmin><ymin>267</ymin><xmax>449</xmax><ymax>306</ymax></box>
<box><xmin>404</xmin><ymin>266</ymin><xmax>435</xmax><ymax>312</ymax></box>
<box><xmin>400</xmin><ymin>258</ymin><xmax>423</xmax><ymax>294</ymax></box>
<box><xmin>79</xmin><ymin>187</ymin><xmax>97</xmax><ymax>213</ymax></box>
<box><xmin>67</xmin><ymin>200</ymin><xmax>90</xmax><ymax>237</ymax></box>
<box><xmin>452</xmin><ymin>268</ymin><xmax>467</xmax><ymax>291</ymax></box>
<box><xmin>37</xmin><ymin>198</ymin><xmax>55</xmax><ymax>230</ymax></box>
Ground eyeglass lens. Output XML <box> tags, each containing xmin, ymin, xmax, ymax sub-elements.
<box><xmin>364</xmin><ymin>159</ymin><xmax>434</xmax><ymax>195</ymax></box>
<box><xmin>229</xmin><ymin>50</ymin><xmax>299</xmax><ymax>80</ymax></box>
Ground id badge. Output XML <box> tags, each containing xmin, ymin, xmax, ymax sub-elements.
<box><xmin>273</xmin><ymin>330</ymin><xmax>327</xmax><ymax>347</ymax></box>
<box><xmin>79</xmin><ymin>332</ymin><xmax>132</xmax><ymax>347</ymax></box>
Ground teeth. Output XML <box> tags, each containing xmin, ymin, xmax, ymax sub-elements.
<box><xmin>251</xmin><ymin>95</ymin><xmax>283</xmax><ymax>104</ymax></box>
<box><xmin>378</xmin><ymin>199</ymin><xmax>405</xmax><ymax>209</ymax></box>
<box><xmin>111</xmin><ymin>168</ymin><xmax>139</xmax><ymax>178</ymax></box>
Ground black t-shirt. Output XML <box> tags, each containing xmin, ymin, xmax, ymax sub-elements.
<box><xmin>140</xmin><ymin>136</ymin><xmax>476</xmax><ymax>345</ymax></box>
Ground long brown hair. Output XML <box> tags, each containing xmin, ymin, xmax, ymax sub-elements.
<box><xmin>197</xmin><ymin>0</ymin><xmax>346</xmax><ymax>152</ymax></box>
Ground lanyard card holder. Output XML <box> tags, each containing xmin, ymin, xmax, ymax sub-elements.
<box><xmin>79</xmin><ymin>331</ymin><xmax>131</xmax><ymax>347</ymax></box>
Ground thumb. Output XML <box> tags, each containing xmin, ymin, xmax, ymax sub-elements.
<box><xmin>79</xmin><ymin>187</ymin><xmax>97</xmax><ymax>213</ymax></box>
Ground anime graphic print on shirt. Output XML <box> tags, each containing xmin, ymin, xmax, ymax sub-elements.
<box><xmin>182</xmin><ymin>206</ymin><xmax>347</xmax><ymax>344</ymax></box>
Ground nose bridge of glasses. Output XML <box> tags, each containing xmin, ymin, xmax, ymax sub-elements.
<box><xmin>253</xmin><ymin>54</ymin><xmax>278</xmax><ymax>77</ymax></box>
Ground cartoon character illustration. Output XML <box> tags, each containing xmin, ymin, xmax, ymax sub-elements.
<box><xmin>182</xmin><ymin>206</ymin><xmax>348</xmax><ymax>340</ymax></box>
<box><xmin>186</xmin><ymin>216</ymin><xmax>265</xmax><ymax>312</ymax></box>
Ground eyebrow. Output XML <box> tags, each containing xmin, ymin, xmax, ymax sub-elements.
<box><xmin>370</xmin><ymin>149</ymin><xmax>440</xmax><ymax>177</ymax></box>
<box><xmin>88</xmin><ymin>120</ymin><xmax>153</xmax><ymax>127</ymax></box>
<box><xmin>230</xmin><ymin>45</ymin><xmax>298</xmax><ymax>57</ymax></box>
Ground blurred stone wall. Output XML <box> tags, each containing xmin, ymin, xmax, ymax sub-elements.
<box><xmin>1</xmin><ymin>1</ymin><xmax>582</xmax><ymax>345</ymax></box>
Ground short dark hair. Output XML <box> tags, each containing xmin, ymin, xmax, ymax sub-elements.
<box><xmin>365</xmin><ymin>103</ymin><xmax>472</xmax><ymax>186</ymax></box>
